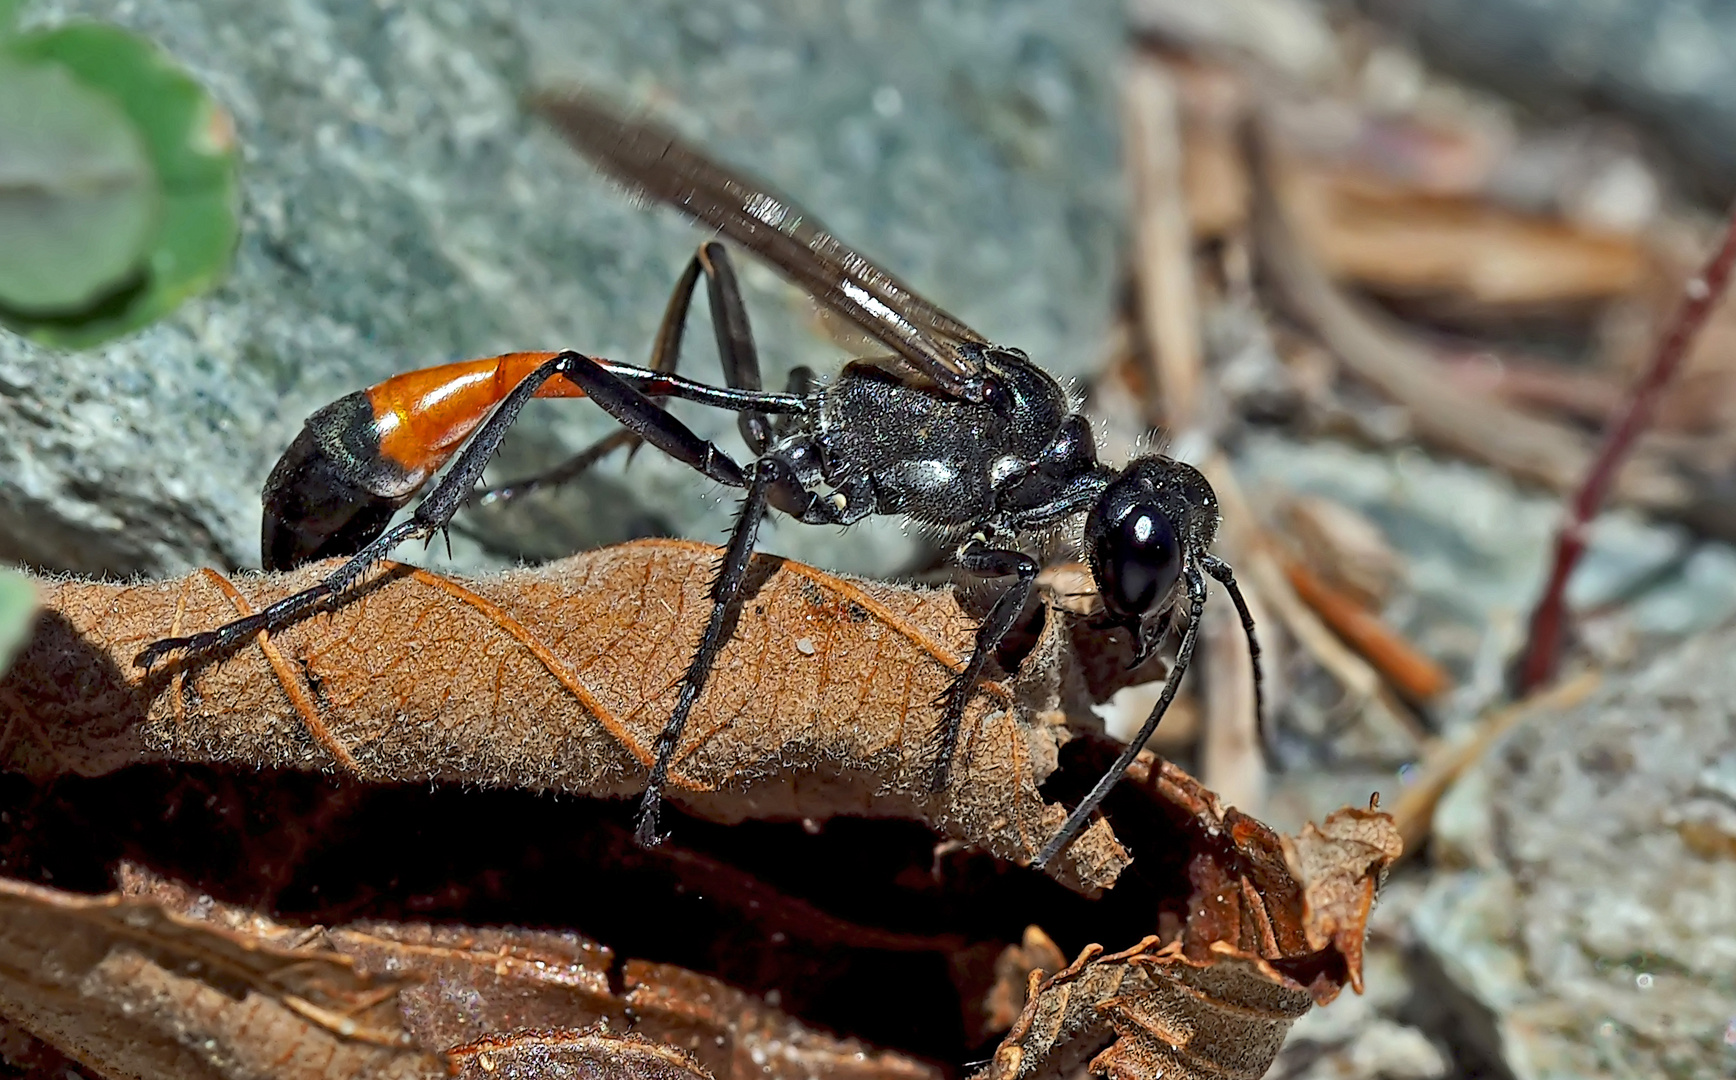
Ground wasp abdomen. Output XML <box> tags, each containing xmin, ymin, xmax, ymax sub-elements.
<box><xmin>261</xmin><ymin>393</ymin><xmax>419</xmax><ymax>571</ymax></box>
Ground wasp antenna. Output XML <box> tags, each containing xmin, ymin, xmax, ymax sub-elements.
<box><xmin>1199</xmin><ymin>553</ymin><xmax>1265</xmax><ymax>742</ymax></box>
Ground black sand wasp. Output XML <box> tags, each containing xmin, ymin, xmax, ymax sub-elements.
<box><xmin>139</xmin><ymin>93</ymin><xmax>1262</xmax><ymax>869</ymax></box>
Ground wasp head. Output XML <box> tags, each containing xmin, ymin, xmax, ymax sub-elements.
<box><xmin>1084</xmin><ymin>456</ymin><xmax>1221</xmax><ymax>661</ymax></box>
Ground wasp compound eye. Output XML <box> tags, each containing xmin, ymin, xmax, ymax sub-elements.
<box><xmin>1090</xmin><ymin>501</ymin><xmax>1182</xmax><ymax>617</ymax></box>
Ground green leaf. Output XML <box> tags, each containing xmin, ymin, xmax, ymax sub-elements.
<box><xmin>0</xmin><ymin>54</ymin><xmax>159</xmax><ymax>313</ymax></box>
<box><xmin>1</xmin><ymin>22</ymin><xmax>240</xmax><ymax>346</ymax></box>
<box><xmin>0</xmin><ymin>569</ymin><xmax>36</xmax><ymax>679</ymax></box>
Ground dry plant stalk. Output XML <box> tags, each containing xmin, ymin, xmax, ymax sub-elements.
<box><xmin>1246</xmin><ymin>122</ymin><xmax>1695</xmax><ymax>516</ymax></box>
<box><xmin>1282</xmin><ymin>168</ymin><xmax>1648</xmax><ymax>308</ymax></box>
<box><xmin>1279</xmin><ymin>553</ymin><xmax>1451</xmax><ymax>702</ymax></box>
<box><xmin>0</xmin><ymin>541</ymin><xmax>1402</xmax><ymax>1079</ymax></box>
<box><xmin>1125</xmin><ymin>53</ymin><xmax>1204</xmax><ymax>430</ymax></box>
<box><xmin>1518</xmin><ymin>201</ymin><xmax>1736</xmax><ymax>690</ymax></box>
<box><xmin>1388</xmin><ymin>672</ymin><xmax>1601</xmax><ymax>858</ymax></box>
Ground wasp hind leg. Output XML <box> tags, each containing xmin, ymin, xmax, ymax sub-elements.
<box><xmin>634</xmin><ymin>460</ymin><xmax>773</xmax><ymax>848</ymax></box>
<box><xmin>472</xmin><ymin>240</ymin><xmax>785</xmax><ymax>508</ymax></box>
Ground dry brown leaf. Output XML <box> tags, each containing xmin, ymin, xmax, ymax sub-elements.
<box><xmin>0</xmin><ymin>786</ymin><xmax>1397</xmax><ymax>1080</ymax></box>
<box><xmin>1</xmin><ymin>539</ymin><xmax>1129</xmax><ymax>893</ymax></box>
<box><xmin>979</xmin><ymin>925</ymin><xmax>1069</xmax><ymax>1040</ymax></box>
<box><xmin>977</xmin><ymin>940</ymin><xmax>1156</xmax><ymax>1080</ymax></box>
<box><xmin>0</xmin><ymin>864</ymin><xmax>939</xmax><ymax>1080</ymax></box>
<box><xmin>448</xmin><ymin>1029</ymin><xmax>714</xmax><ymax>1080</ymax></box>
<box><xmin>340</xmin><ymin>916</ymin><xmax>938</xmax><ymax>1080</ymax></box>
<box><xmin>0</xmin><ymin>1019</ymin><xmax>78</xmax><ymax>1077</ymax></box>
<box><xmin>0</xmin><ymin>541</ymin><xmax>1402</xmax><ymax>1080</ymax></box>
<box><xmin>0</xmin><ymin>869</ymin><xmax>429</xmax><ymax>1080</ymax></box>
<box><xmin>970</xmin><ymin>760</ymin><xmax>1400</xmax><ymax>1080</ymax></box>
<box><xmin>1278</xmin><ymin>807</ymin><xmax>1405</xmax><ymax>993</ymax></box>
<box><xmin>977</xmin><ymin>937</ymin><xmax>1321</xmax><ymax>1080</ymax></box>
<box><xmin>1092</xmin><ymin>944</ymin><xmax>1316</xmax><ymax>1080</ymax></box>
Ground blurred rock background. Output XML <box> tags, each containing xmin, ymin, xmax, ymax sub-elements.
<box><xmin>1123</xmin><ymin>3</ymin><xmax>1736</xmax><ymax>1078</ymax></box>
<box><xmin>1348</xmin><ymin>0</ymin><xmax>1736</xmax><ymax>201</ymax></box>
<box><xmin>0</xmin><ymin>0</ymin><xmax>1122</xmax><ymax>577</ymax></box>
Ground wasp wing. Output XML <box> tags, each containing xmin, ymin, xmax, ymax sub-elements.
<box><xmin>535</xmin><ymin>91</ymin><xmax>989</xmax><ymax>397</ymax></box>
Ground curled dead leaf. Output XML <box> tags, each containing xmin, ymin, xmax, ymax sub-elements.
<box><xmin>3</xmin><ymin>539</ymin><xmax>1130</xmax><ymax>892</ymax></box>
<box><xmin>0</xmin><ymin>864</ymin><xmax>938</xmax><ymax>1080</ymax></box>
<box><xmin>0</xmin><ymin>869</ymin><xmax>426</xmax><ymax>1080</ymax></box>
<box><xmin>1279</xmin><ymin>807</ymin><xmax>1406</xmax><ymax>991</ymax></box>
<box><xmin>448</xmin><ymin>1029</ymin><xmax>714</xmax><ymax>1080</ymax></box>
<box><xmin>977</xmin><ymin>938</ymin><xmax>1316</xmax><ymax>1080</ymax></box>
<box><xmin>979</xmin><ymin>925</ymin><xmax>1068</xmax><ymax>1040</ymax></box>
<box><xmin>0</xmin><ymin>541</ymin><xmax>1401</xmax><ymax>1079</ymax></box>
<box><xmin>970</xmin><ymin>762</ymin><xmax>1400</xmax><ymax>1079</ymax></box>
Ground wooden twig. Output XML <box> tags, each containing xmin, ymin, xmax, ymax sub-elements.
<box><xmin>1125</xmin><ymin>54</ymin><xmax>1203</xmax><ymax>430</ymax></box>
<box><xmin>1245</xmin><ymin>120</ymin><xmax>1693</xmax><ymax>514</ymax></box>
<box><xmin>1517</xmin><ymin>205</ymin><xmax>1736</xmax><ymax>691</ymax></box>
<box><xmin>1279</xmin><ymin>554</ymin><xmax>1451</xmax><ymax>703</ymax></box>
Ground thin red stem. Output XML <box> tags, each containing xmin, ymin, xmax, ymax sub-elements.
<box><xmin>1518</xmin><ymin>204</ymin><xmax>1736</xmax><ymax>693</ymax></box>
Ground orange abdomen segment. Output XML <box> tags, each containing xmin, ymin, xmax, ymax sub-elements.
<box><xmin>366</xmin><ymin>352</ymin><xmax>587</xmax><ymax>476</ymax></box>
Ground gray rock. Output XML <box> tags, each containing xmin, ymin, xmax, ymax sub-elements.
<box><xmin>1272</xmin><ymin>875</ymin><xmax>1451</xmax><ymax>1080</ymax></box>
<box><xmin>1</xmin><ymin>0</ymin><xmax>1124</xmax><ymax>580</ymax></box>
<box><xmin>1235</xmin><ymin>432</ymin><xmax>1736</xmax><ymax>727</ymax></box>
<box><xmin>1411</xmin><ymin>627</ymin><xmax>1736</xmax><ymax>1080</ymax></box>
<box><xmin>1347</xmin><ymin>0</ymin><xmax>1736</xmax><ymax>197</ymax></box>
